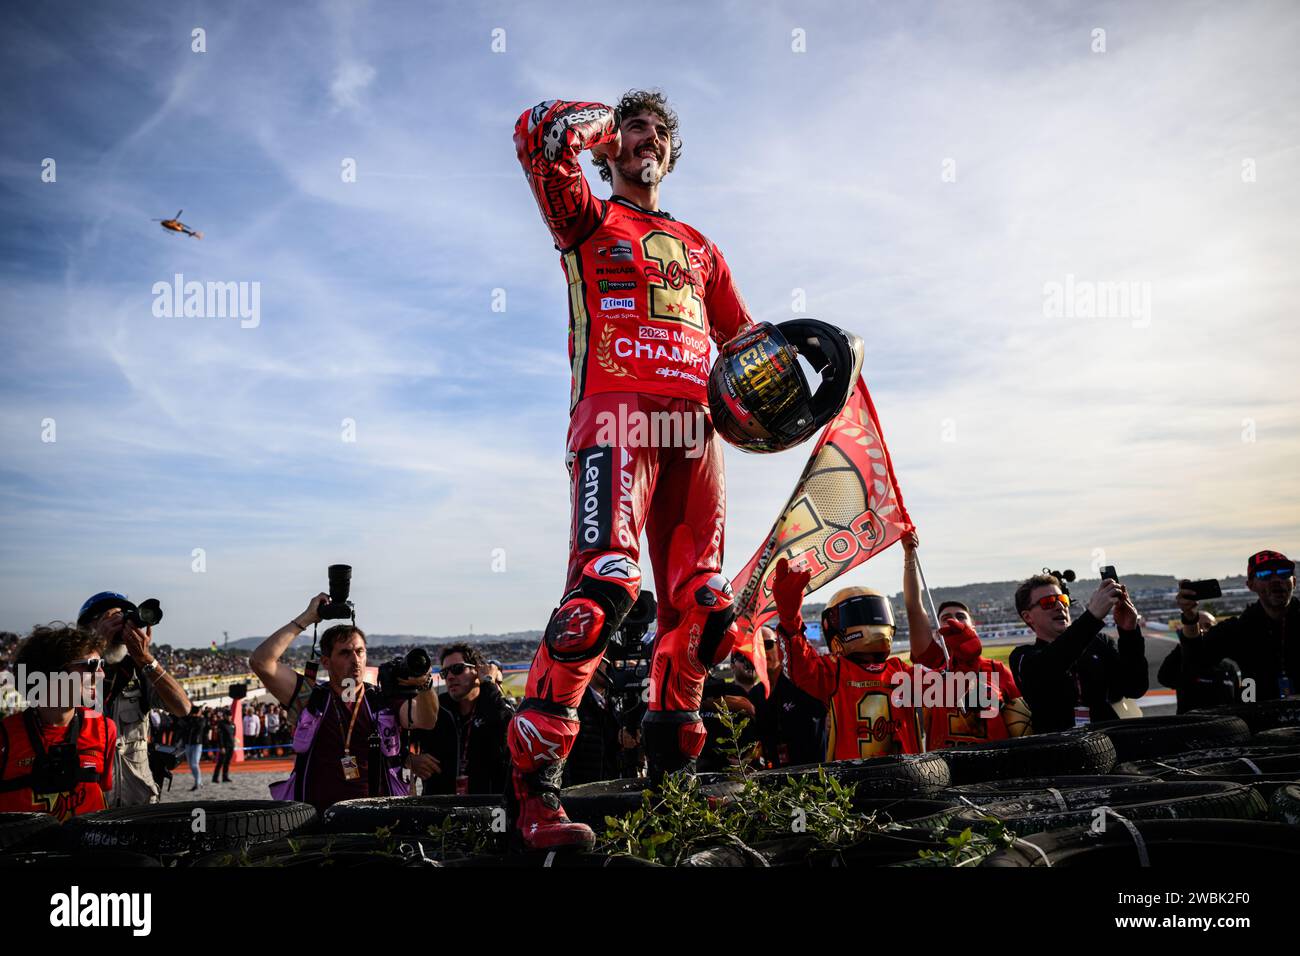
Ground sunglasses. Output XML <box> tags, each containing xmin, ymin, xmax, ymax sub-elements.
<box><xmin>1254</xmin><ymin>567</ymin><xmax>1295</xmax><ymax>579</ymax></box>
<box><xmin>67</xmin><ymin>658</ymin><xmax>106</xmax><ymax>672</ymax></box>
<box><xmin>442</xmin><ymin>663</ymin><xmax>477</xmax><ymax>677</ymax></box>
<box><xmin>763</xmin><ymin>639</ymin><xmax>776</xmax><ymax>649</ymax></box>
<box><xmin>1032</xmin><ymin>594</ymin><xmax>1071</xmax><ymax>611</ymax></box>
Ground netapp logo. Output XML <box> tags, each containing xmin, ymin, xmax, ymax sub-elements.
<box><xmin>600</xmin><ymin>297</ymin><xmax>635</xmax><ymax>311</ymax></box>
<box><xmin>50</xmin><ymin>886</ymin><xmax>151</xmax><ymax>936</ymax></box>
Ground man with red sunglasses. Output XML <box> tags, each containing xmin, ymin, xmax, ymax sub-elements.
<box><xmin>1165</xmin><ymin>550</ymin><xmax>1299</xmax><ymax>702</ymax></box>
<box><xmin>1008</xmin><ymin>572</ymin><xmax>1147</xmax><ymax>732</ymax></box>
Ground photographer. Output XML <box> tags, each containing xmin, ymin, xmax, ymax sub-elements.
<box><xmin>1164</xmin><ymin>550</ymin><xmax>1300</xmax><ymax>703</ymax></box>
<box><xmin>76</xmin><ymin>591</ymin><xmax>193</xmax><ymax>807</ymax></box>
<box><xmin>1008</xmin><ymin>573</ymin><xmax>1147</xmax><ymax>732</ymax></box>
<box><xmin>409</xmin><ymin>644</ymin><xmax>513</xmax><ymax>796</ymax></box>
<box><xmin>0</xmin><ymin>624</ymin><xmax>116</xmax><ymax>820</ymax></box>
<box><xmin>250</xmin><ymin>592</ymin><xmax>438</xmax><ymax>813</ymax></box>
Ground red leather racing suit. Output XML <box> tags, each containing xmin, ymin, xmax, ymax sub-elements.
<box><xmin>509</xmin><ymin>99</ymin><xmax>754</xmax><ymax>785</ymax></box>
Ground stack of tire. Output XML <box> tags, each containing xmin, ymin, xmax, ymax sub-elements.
<box><xmin>0</xmin><ymin>801</ymin><xmax>318</xmax><ymax>868</ymax></box>
<box><xmin>3</xmin><ymin>703</ymin><xmax>1297</xmax><ymax>868</ymax></box>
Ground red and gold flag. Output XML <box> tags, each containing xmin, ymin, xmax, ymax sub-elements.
<box><xmin>730</xmin><ymin>375</ymin><xmax>915</xmax><ymax>694</ymax></box>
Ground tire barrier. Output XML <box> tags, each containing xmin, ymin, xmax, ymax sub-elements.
<box><xmin>939</xmin><ymin>731</ymin><xmax>1115</xmax><ymax>785</ymax></box>
<box><xmin>57</xmin><ymin>800</ymin><xmax>317</xmax><ymax>858</ymax></box>
<box><xmin>909</xmin><ymin>780</ymin><xmax>1267</xmax><ymax>836</ymax></box>
<box><xmin>981</xmin><ymin>819</ymin><xmax>1300</xmax><ymax>867</ymax></box>
<box><xmin>1090</xmin><ymin>714</ymin><xmax>1251</xmax><ymax>763</ymax></box>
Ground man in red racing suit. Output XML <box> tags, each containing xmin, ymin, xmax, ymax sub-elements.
<box><xmin>507</xmin><ymin>92</ymin><xmax>755</xmax><ymax>849</ymax></box>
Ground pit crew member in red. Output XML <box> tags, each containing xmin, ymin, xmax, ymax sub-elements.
<box><xmin>771</xmin><ymin>558</ymin><xmax>924</xmax><ymax>759</ymax></box>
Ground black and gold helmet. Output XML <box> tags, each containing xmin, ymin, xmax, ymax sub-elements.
<box><xmin>707</xmin><ymin>319</ymin><xmax>864</xmax><ymax>454</ymax></box>
<box><xmin>821</xmin><ymin>586</ymin><xmax>895</xmax><ymax>657</ymax></box>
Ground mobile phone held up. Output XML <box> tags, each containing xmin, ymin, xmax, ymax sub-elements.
<box><xmin>1183</xmin><ymin>578</ymin><xmax>1222</xmax><ymax>601</ymax></box>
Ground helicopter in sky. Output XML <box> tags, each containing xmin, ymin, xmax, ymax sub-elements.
<box><xmin>152</xmin><ymin>209</ymin><xmax>202</xmax><ymax>239</ymax></box>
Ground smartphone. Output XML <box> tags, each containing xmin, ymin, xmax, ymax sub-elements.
<box><xmin>1100</xmin><ymin>566</ymin><xmax>1119</xmax><ymax>582</ymax></box>
<box><xmin>1185</xmin><ymin>579</ymin><xmax>1222</xmax><ymax>601</ymax></box>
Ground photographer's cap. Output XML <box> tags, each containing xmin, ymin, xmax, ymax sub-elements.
<box><xmin>1248</xmin><ymin>550</ymin><xmax>1294</xmax><ymax>579</ymax></box>
<box><xmin>77</xmin><ymin>591</ymin><xmax>133</xmax><ymax>628</ymax></box>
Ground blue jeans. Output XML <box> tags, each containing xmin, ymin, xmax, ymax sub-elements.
<box><xmin>186</xmin><ymin>744</ymin><xmax>203</xmax><ymax>784</ymax></box>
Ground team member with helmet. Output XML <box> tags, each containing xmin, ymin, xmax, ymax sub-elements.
<box><xmin>509</xmin><ymin>88</ymin><xmax>862</xmax><ymax>849</ymax></box>
<box><xmin>770</xmin><ymin>557</ymin><xmax>924</xmax><ymax>758</ymax></box>
<box><xmin>900</xmin><ymin>532</ymin><xmax>1032</xmax><ymax>745</ymax></box>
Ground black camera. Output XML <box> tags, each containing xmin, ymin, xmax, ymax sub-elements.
<box><xmin>123</xmin><ymin>598</ymin><xmax>163</xmax><ymax>629</ymax></box>
<box><xmin>319</xmin><ymin>564</ymin><xmax>355</xmax><ymax>621</ymax></box>
<box><xmin>1043</xmin><ymin>567</ymin><xmax>1076</xmax><ymax>596</ymax></box>
<box><xmin>30</xmin><ymin>742</ymin><xmax>83</xmax><ymax>795</ymax></box>
<box><xmin>378</xmin><ymin>647</ymin><xmax>432</xmax><ymax>700</ymax></box>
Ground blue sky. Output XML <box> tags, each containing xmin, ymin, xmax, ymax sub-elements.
<box><xmin>2</xmin><ymin>0</ymin><xmax>1297</xmax><ymax>646</ymax></box>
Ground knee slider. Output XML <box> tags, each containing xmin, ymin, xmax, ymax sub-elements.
<box><xmin>684</xmin><ymin>572</ymin><xmax>737</xmax><ymax>667</ymax></box>
<box><xmin>544</xmin><ymin>553</ymin><xmax>641</xmax><ymax>662</ymax></box>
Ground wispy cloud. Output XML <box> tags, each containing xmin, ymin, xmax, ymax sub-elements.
<box><xmin>0</xmin><ymin>0</ymin><xmax>1296</xmax><ymax>644</ymax></box>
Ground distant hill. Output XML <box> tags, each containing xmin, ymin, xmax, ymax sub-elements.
<box><xmin>210</xmin><ymin>573</ymin><xmax>1252</xmax><ymax>651</ymax></box>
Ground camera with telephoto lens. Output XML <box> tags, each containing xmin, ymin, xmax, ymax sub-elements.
<box><xmin>123</xmin><ymin>598</ymin><xmax>164</xmax><ymax>629</ymax></box>
<box><xmin>318</xmin><ymin>564</ymin><xmax>355</xmax><ymax>621</ymax></box>
<box><xmin>378</xmin><ymin>647</ymin><xmax>432</xmax><ymax>700</ymax></box>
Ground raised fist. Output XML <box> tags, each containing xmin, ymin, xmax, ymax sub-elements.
<box><xmin>772</xmin><ymin>557</ymin><xmax>811</xmax><ymax>633</ymax></box>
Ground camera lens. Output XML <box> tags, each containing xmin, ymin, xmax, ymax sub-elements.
<box><xmin>136</xmin><ymin>598</ymin><xmax>164</xmax><ymax>627</ymax></box>
<box><xmin>405</xmin><ymin>647</ymin><xmax>431</xmax><ymax>678</ymax></box>
<box><xmin>327</xmin><ymin>565</ymin><xmax>352</xmax><ymax>602</ymax></box>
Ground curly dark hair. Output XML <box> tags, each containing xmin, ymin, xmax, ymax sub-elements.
<box><xmin>439</xmin><ymin>642</ymin><xmax>484</xmax><ymax>668</ymax></box>
<box><xmin>14</xmin><ymin>622</ymin><xmax>105</xmax><ymax>676</ymax></box>
<box><xmin>592</xmin><ymin>88</ymin><xmax>682</xmax><ymax>184</ymax></box>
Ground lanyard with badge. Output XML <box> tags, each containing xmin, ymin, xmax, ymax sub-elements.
<box><xmin>334</xmin><ymin>689</ymin><xmax>367</xmax><ymax>781</ymax></box>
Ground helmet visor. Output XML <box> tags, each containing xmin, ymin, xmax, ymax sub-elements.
<box><xmin>824</xmin><ymin>594</ymin><xmax>895</xmax><ymax>637</ymax></box>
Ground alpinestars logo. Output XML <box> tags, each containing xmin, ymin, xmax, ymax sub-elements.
<box><xmin>513</xmin><ymin>716</ymin><xmax>561</xmax><ymax>761</ymax></box>
<box><xmin>594</xmin><ymin>554</ymin><xmax>635</xmax><ymax>579</ymax></box>
<box><xmin>543</xmin><ymin>106</ymin><xmax>608</xmax><ymax>161</ymax></box>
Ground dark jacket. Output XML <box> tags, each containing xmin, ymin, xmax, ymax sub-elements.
<box><xmin>413</xmin><ymin>679</ymin><xmax>514</xmax><ymax>796</ymax></box>
<box><xmin>217</xmin><ymin>717</ymin><xmax>236</xmax><ymax>749</ymax></box>
<box><xmin>1009</xmin><ymin>610</ymin><xmax>1148</xmax><ymax>733</ymax></box>
<box><xmin>563</xmin><ymin>686</ymin><xmax>622</xmax><ymax>786</ymax></box>
<box><xmin>750</xmin><ymin>672</ymin><xmax>826</xmax><ymax>768</ymax></box>
<box><xmin>1159</xmin><ymin>597</ymin><xmax>1300</xmax><ymax>709</ymax></box>
<box><xmin>178</xmin><ymin>713</ymin><xmax>207</xmax><ymax>747</ymax></box>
